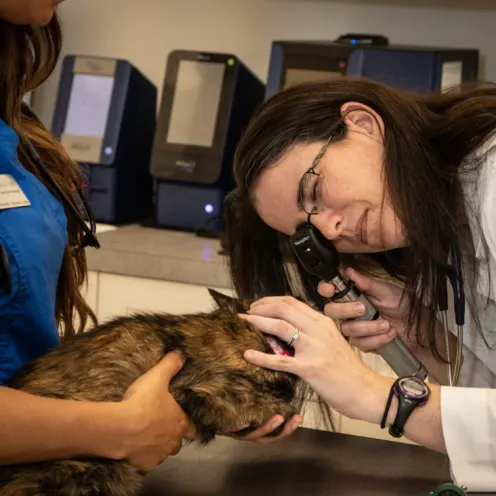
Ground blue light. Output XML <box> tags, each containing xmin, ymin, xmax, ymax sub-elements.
<box><xmin>351</xmin><ymin>39</ymin><xmax>357</xmax><ymax>44</ymax></box>
<box><xmin>204</xmin><ymin>204</ymin><xmax>214</xmax><ymax>214</ymax></box>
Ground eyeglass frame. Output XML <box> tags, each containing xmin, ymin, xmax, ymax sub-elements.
<box><xmin>297</xmin><ymin>135</ymin><xmax>333</xmax><ymax>224</ymax></box>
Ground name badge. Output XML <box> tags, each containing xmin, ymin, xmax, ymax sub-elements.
<box><xmin>0</xmin><ymin>174</ymin><xmax>31</xmax><ymax>210</ymax></box>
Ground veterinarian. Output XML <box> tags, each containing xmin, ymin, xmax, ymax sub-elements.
<box><xmin>225</xmin><ymin>77</ymin><xmax>496</xmax><ymax>492</ymax></box>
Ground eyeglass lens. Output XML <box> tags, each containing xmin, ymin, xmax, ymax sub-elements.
<box><xmin>299</xmin><ymin>171</ymin><xmax>323</xmax><ymax>215</ymax></box>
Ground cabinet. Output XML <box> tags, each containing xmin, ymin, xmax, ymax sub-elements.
<box><xmin>85</xmin><ymin>270</ymin><xmax>411</xmax><ymax>443</ymax></box>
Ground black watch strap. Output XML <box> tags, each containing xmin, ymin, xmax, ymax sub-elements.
<box><xmin>389</xmin><ymin>395</ymin><xmax>417</xmax><ymax>438</ymax></box>
<box><xmin>381</xmin><ymin>376</ymin><xmax>430</xmax><ymax>438</ymax></box>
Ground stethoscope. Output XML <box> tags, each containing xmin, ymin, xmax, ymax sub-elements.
<box><xmin>435</xmin><ymin>243</ymin><xmax>467</xmax><ymax>496</ymax></box>
<box><xmin>434</xmin><ymin>242</ymin><xmax>469</xmax><ymax>496</ymax></box>
<box><xmin>19</xmin><ymin>102</ymin><xmax>100</xmax><ymax>252</ymax></box>
<box><xmin>441</xmin><ymin>241</ymin><xmax>465</xmax><ymax>387</ymax></box>
<box><xmin>430</xmin><ymin>482</ymin><xmax>468</xmax><ymax>495</ymax></box>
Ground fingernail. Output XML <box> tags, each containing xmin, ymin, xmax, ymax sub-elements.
<box><xmin>354</xmin><ymin>303</ymin><xmax>365</xmax><ymax>314</ymax></box>
<box><xmin>379</xmin><ymin>321</ymin><xmax>389</xmax><ymax>331</ymax></box>
<box><xmin>271</xmin><ymin>417</ymin><xmax>284</xmax><ymax>429</ymax></box>
<box><xmin>244</xmin><ymin>350</ymin><xmax>256</xmax><ymax>359</ymax></box>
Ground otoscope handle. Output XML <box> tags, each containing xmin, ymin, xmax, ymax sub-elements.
<box><xmin>378</xmin><ymin>338</ymin><xmax>428</xmax><ymax>380</ymax></box>
<box><xmin>333</xmin><ymin>279</ymin><xmax>379</xmax><ymax>321</ymax></box>
<box><xmin>332</xmin><ymin>279</ymin><xmax>428</xmax><ymax>380</ymax></box>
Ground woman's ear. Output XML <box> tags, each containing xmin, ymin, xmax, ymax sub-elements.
<box><xmin>340</xmin><ymin>101</ymin><xmax>385</xmax><ymax>140</ymax></box>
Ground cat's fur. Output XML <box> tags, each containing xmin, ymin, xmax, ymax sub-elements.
<box><xmin>0</xmin><ymin>289</ymin><xmax>332</xmax><ymax>496</ymax></box>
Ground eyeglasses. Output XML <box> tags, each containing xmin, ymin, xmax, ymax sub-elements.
<box><xmin>297</xmin><ymin>135</ymin><xmax>333</xmax><ymax>222</ymax></box>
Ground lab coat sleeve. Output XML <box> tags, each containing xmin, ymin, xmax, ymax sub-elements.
<box><xmin>441</xmin><ymin>386</ymin><xmax>496</xmax><ymax>491</ymax></box>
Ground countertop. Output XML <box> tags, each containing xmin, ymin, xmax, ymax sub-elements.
<box><xmin>86</xmin><ymin>224</ymin><xmax>232</xmax><ymax>289</ymax></box>
<box><xmin>140</xmin><ymin>427</ymin><xmax>477</xmax><ymax>496</ymax></box>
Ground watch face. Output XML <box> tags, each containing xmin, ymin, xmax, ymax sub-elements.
<box><xmin>398</xmin><ymin>377</ymin><xmax>428</xmax><ymax>399</ymax></box>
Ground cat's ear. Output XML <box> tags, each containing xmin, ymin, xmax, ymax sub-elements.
<box><xmin>208</xmin><ymin>288</ymin><xmax>247</xmax><ymax>313</ymax></box>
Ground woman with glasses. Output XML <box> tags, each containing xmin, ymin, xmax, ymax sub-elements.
<box><xmin>224</xmin><ymin>77</ymin><xmax>496</xmax><ymax>492</ymax></box>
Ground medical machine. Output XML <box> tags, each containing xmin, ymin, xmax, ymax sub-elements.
<box><xmin>265</xmin><ymin>34</ymin><xmax>480</xmax><ymax>99</ymax></box>
<box><xmin>52</xmin><ymin>55</ymin><xmax>157</xmax><ymax>224</ymax></box>
<box><xmin>148</xmin><ymin>50</ymin><xmax>265</xmax><ymax>233</ymax></box>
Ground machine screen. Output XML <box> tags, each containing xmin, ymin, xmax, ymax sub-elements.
<box><xmin>64</xmin><ymin>73</ymin><xmax>114</xmax><ymax>138</ymax></box>
<box><xmin>166</xmin><ymin>60</ymin><xmax>225</xmax><ymax>148</ymax></box>
<box><xmin>284</xmin><ymin>68</ymin><xmax>342</xmax><ymax>88</ymax></box>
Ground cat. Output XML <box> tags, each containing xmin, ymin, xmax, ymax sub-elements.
<box><xmin>0</xmin><ymin>289</ymin><xmax>332</xmax><ymax>496</ymax></box>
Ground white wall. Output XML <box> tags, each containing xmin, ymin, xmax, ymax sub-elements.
<box><xmin>34</xmin><ymin>0</ymin><xmax>496</xmax><ymax>127</ymax></box>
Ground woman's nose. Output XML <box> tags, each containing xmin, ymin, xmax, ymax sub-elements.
<box><xmin>311</xmin><ymin>212</ymin><xmax>343</xmax><ymax>240</ymax></box>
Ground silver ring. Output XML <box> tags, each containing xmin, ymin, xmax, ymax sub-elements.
<box><xmin>287</xmin><ymin>328</ymin><xmax>301</xmax><ymax>347</ymax></box>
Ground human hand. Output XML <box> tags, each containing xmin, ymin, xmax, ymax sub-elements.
<box><xmin>224</xmin><ymin>413</ymin><xmax>303</xmax><ymax>444</ymax></box>
<box><xmin>240</xmin><ymin>296</ymin><xmax>382</xmax><ymax>422</ymax></box>
<box><xmin>318</xmin><ymin>267</ymin><xmax>411</xmax><ymax>353</ymax></box>
<box><xmin>118</xmin><ymin>352</ymin><xmax>196</xmax><ymax>472</ymax></box>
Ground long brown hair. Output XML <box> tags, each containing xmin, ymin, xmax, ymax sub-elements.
<box><xmin>225</xmin><ymin>77</ymin><xmax>496</xmax><ymax>360</ymax></box>
<box><xmin>0</xmin><ymin>14</ymin><xmax>97</xmax><ymax>337</ymax></box>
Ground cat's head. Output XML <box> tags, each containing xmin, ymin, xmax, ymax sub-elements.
<box><xmin>167</xmin><ymin>288</ymin><xmax>316</xmax><ymax>442</ymax></box>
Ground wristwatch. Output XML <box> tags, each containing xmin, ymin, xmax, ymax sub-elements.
<box><xmin>381</xmin><ymin>375</ymin><xmax>431</xmax><ymax>438</ymax></box>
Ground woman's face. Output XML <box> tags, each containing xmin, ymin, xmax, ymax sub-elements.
<box><xmin>0</xmin><ymin>0</ymin><xmax>64</xmax><ymax>26</ymax></box>
<box><xmin>252</xmin><ymin>102</ymin><xmax>407</xmax><ymax>254</ymax></box>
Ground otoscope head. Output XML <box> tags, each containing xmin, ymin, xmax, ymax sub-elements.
<box><xmin>289</xmin><ymin>223</ymin><xmax>340</xmax><ymax>281</ymax></box>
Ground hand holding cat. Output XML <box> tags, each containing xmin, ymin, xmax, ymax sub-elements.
<box><xmin>240</xmin><ymin>296</ymin><xmax>383</xmax><ymax>422</ymax></box>
<box><xmin>226</xmin><ymin>412</ymin><xmax>303</xmax><ymax>444</ymax></box>
<box><xmin>118</xmin><ymin>351</ymin><xmax>196</xmax><ymax>472</ymax></box>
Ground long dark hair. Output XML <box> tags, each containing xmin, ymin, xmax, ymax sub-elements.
<box><xmin>0</xmin><ymin>14</ymin><xmax>97</xmax><ymax>336</ymax></box>
<box><xmin>224</xmin><ymin>77</ymin><xmax>496</xmax><ymax>360</ymax></box>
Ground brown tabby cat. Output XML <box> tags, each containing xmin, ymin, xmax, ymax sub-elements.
<box><xmin>0</xmin><ymin>289</ymin><xmax>332</xmax><ymax>496</ymax></box>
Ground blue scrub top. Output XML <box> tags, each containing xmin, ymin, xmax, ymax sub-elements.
<box><xmin>0</xmin><ymin>118</ymin><xmax>67</xmax><ymax>384</ymax></box>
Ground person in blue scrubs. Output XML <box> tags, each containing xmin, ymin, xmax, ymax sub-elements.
<box><xmin>0</xmin><ymin>0</ymin><xmax>297</xmax><ymax>472</ymax></box>
<box><xmin>0</xmin><ymin>0</ymin><xmax>198</xmax><ymax>472</ymax></box>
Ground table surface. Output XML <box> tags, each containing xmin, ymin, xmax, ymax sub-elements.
<box><xmin>140</xmin><ymin>427</ymin><xmax>483</xmax><ymax>496</ymax></box>
<box><xmin>86</xmin><ymin>224</ymin><xmax>231</xmax><ymax>289</ymax></box>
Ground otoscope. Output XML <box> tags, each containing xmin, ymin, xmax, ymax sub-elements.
<box><xmin>290</xmin><ymin>223</ymin><xmax>428</xmax><ymax>380</ymax></box>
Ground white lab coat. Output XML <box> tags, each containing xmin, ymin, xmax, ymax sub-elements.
<box><xmin>441</xmin><ymin>135</ymin><xmax>496</xmax><ymax>492</ymax></box>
